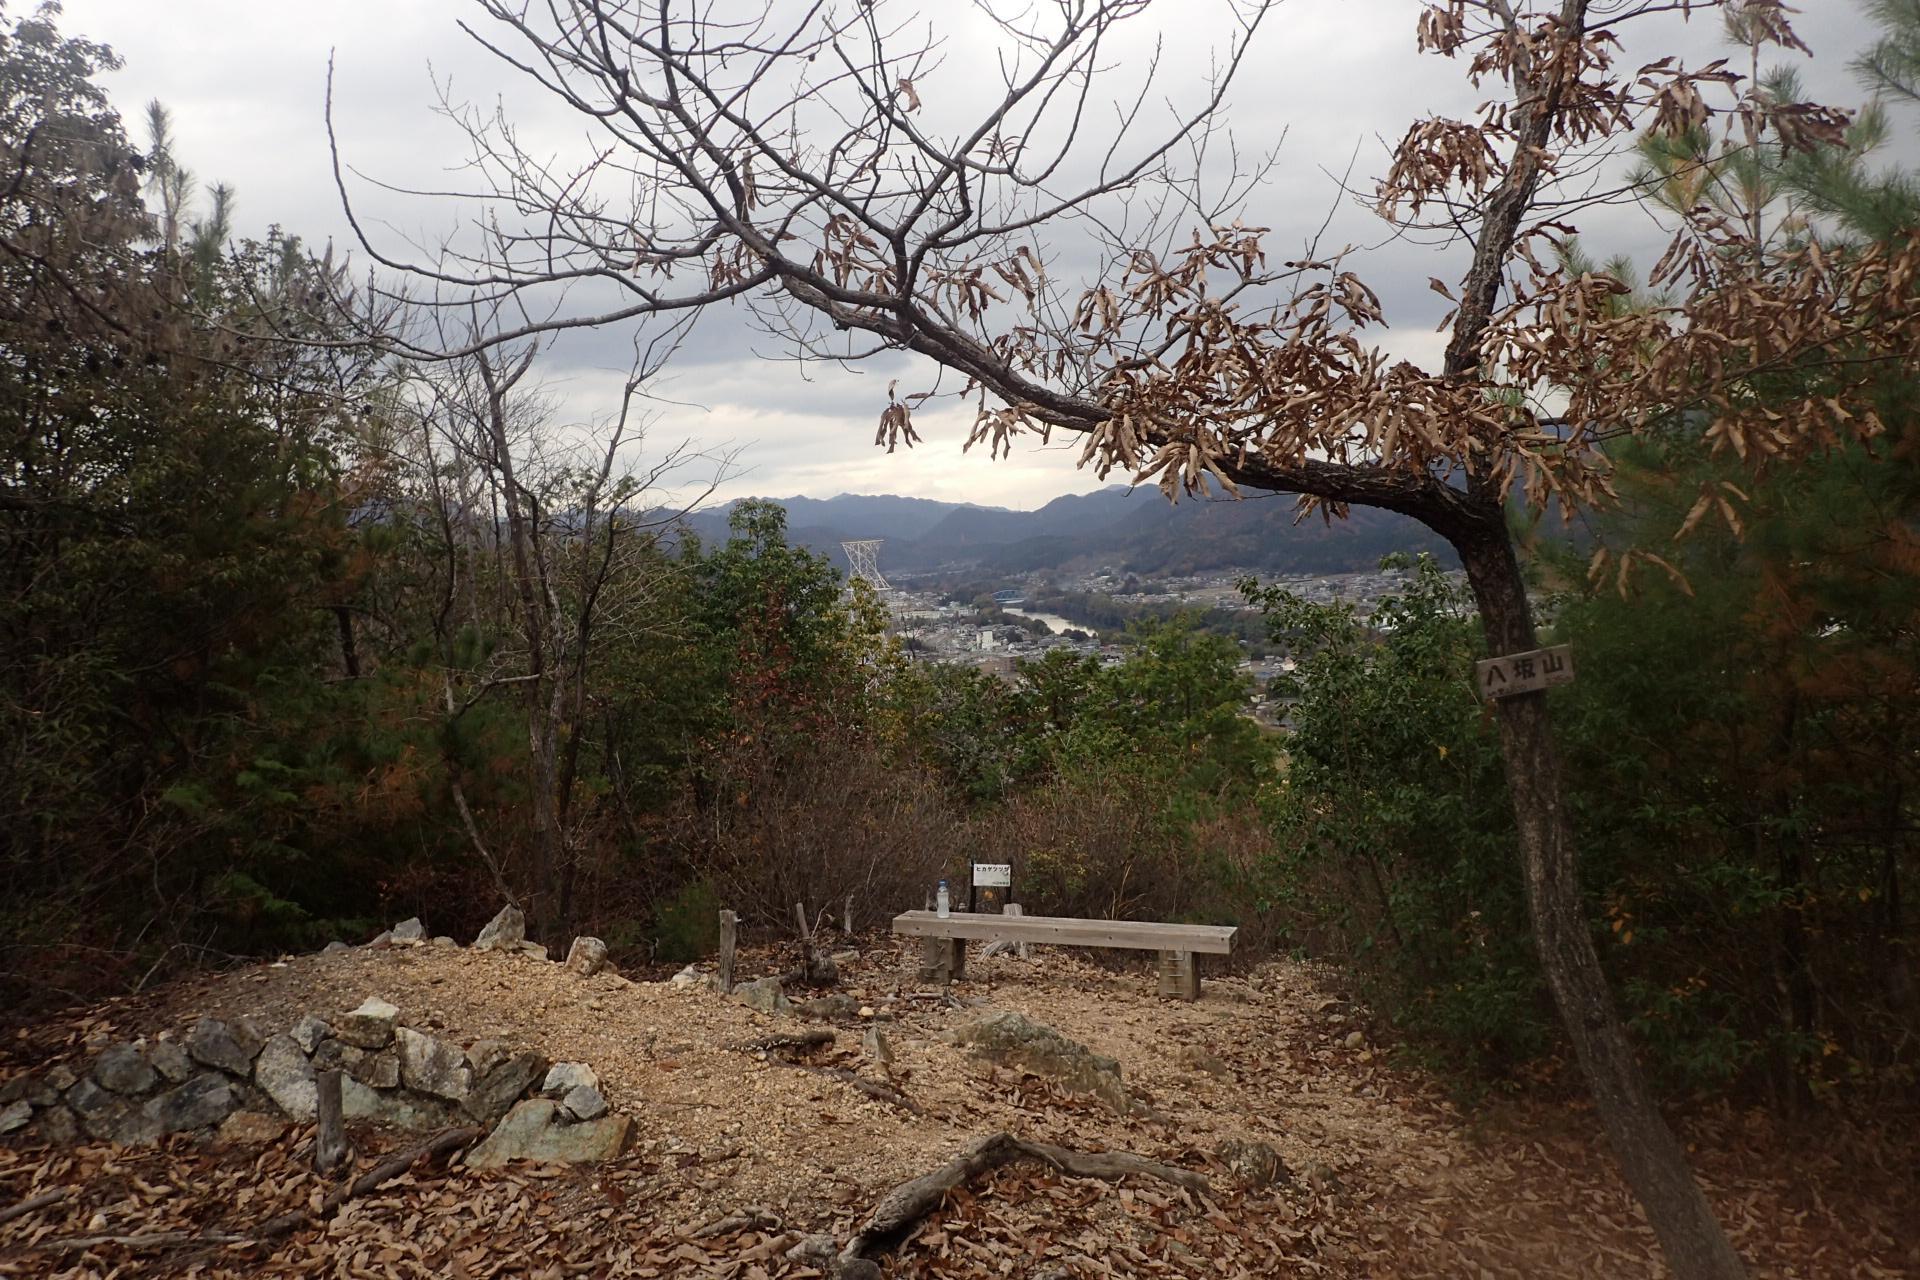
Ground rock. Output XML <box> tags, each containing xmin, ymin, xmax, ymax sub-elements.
<box><xmin>149</xmin><ymin>1040</ymin><xmax>193</xmax><ymax>1084</ymax></box>
<box><xmin>396</xmin><ymin>1027</ymin><xmax>471</xmax><ymax>1102</ymax></box>
<box><xmin>46</xmin><ymin>1063</ymin><xmax>78</xmax><ymax>1092</ymax></box>
<box><xmin>833</xmin><ymin>1260</ymin><xmax>883</xmax><ymax>1280</ymax></box>
<box><xmin>862</xmin><ymin>1025</ymin><xmax>895</xmax><ymax>1067</ymax></box>
<box><xmin>542</xmin><ymin>1062</ymin><xmax>599</xmax><ymax>1095</ymax></box>
<box><xmin>467</xmin><ymin>1039</ymin><xmax>511</xmax><ymax>1079</ymax></box>
<box><xmin>366</xmin><ymin>930</ymin><xmax>394</xmax><ymax>948</ymax></box>
<box><xmin>799</xmin><ymin>994</ymin><xmax>862</xmax><ymax>1021</ymax></box>
<box><xmin>333</xmin><ymin>998</ymin><xmax>399</xmax><ymax>1050</ymax></box>
<box><xmin>565</xmin><ymin>936</ymin><xmax>609</xmax><ymax>977</ymax></box>
<box><xmin>732</xmin><ymin>976</ymin><xmax>792</xmax><ymax>1015</ymax></box>
<box><xmin>1343</xmin><ymin>1030</ymin><xmax>1365</xmax><ymax>1050</ymax></box>
<box><xmin>187</xmin><ymin>1018</ymin><xmax>265</xmax><ymax>1076</ymax></box>
<box><xmin>290</xmin><ymin>1014</ymin><xmax>331</xmax><ymax>1055</ymax></box>
<box><xmin>0</xmin><ymin>1099</ymin><xmax>30</xmax><ymax>1134</ymax></box>
<box><xmin>463</xmin><ymin>1098</ymin><xmax>632</xmax><ymax>1168</ymax></box>
<box><xmin>33</xmin><ymin>1105</ymin><xmax>79</xmax><ymax>1145</ymax></box>
<box><xmin>471</xmin><ymin>904</ymin><xmax>526</xmax><ymax>952</ymax></box>
<box><xmin>798</xmin><ymin>951</ymin><xmax>839</xmax><ymax>985</ymax></box>
<box><xmin>954</xmin><ymin>1011</ymin><xmax>1133</xmax><ymax>1113</ymax></box>
<box><xmin>464</xmin><ymin>1051</ymin><xmax>547</xmax><ymax>1125</ymax></box>
<box><xmin>143</xmin><ymin>1074</ymin><xmax>238</xmax><ymax>1134</ymax></box>
<box><xmin>341</xmin><ymin>1077</ymin><xmax>452</xmax><ymax>1130</ymax></box>
<box><xmin>1303</xmin><ymin>1160</ymin><xmax>1340</xmax><ymax>1194</ymax></box>
<box><xmin>830</xmin><ymin>949</ymin><xmax>860</xmax><ymax>966</ymax></box>
<box><xmin>216</xmin><ymin>1110</ymin><xmax>287</xmax><ymax>1146</ymax></box>
<box><xmin>515</xmin><ymin>942</ymin><xmax>549</xmax><ymax>962</ymax></box>
<box><xmin>560</xmin><ymin>1084</ymin><xmax>608</xmax><ymax>1121</ymax></box>
<box><xmin>786</xmin><ymin>1235</ymin><xmax>839</xmax><ymax>1267</ymax></box>
<box><xmin>391</xmin><ymin>917</ymin><xmax>427</xmax><ymax>942</ymax></box>
<box><xmin>93</xmin><ymin>1044</ymin><xmax>158</xmax><ymax>1095</ymax></box>
<box><xmin>433</xmin><ymin>936</ymin><xmax>457</xmax><ymax>947</ymax></box>
<box><xmin>313</xmin><ymin>1040</ymin><xmax>400</xmax><ymax>1089</ymax></box>
<box><xmin>254</xmin><ymin>1035</ymin><xmax>318</xmax><ymax>1119</ymax></box>
<box><xmin>668</xmin><ymin>964</ymin><xmax>709</xmax><ymax>989</ymax></box>
<box><xmin>322</xmin><ymin>940</ymin><xmax>351</xmax><ymax>954</ymax></box>
<box><xmin>1216</xmin><ymin>1138</ymin><xmax>1289</xmax><ymax>1189</ymax></box>
<box><xmin>1179</xmin><ymin>1046</ymin><xmax>1231</xmax><ymax>1077</ymax></box>
<box><xmin>66</xmin><ymin>1078</ymin><xmax>159</xmax><ymax>1144</ymax></box>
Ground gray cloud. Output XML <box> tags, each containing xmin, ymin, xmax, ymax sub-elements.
<box><xmin>62</xmin><ymin>0</ymin><xmax>1893</xmax><ymax>509</ymax></box>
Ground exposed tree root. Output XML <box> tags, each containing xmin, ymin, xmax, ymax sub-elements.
<box><xmin>841</xmin><ymin>1131</ymin><xmax>1211</xmax><ymax>1266</ymax></box>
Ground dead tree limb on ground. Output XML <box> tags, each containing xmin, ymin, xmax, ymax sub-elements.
<box><xmin>255</xmin><ymin>1125</ymin><xmax>483</xmax><ymax>1242</ymax></box>
<box><xmin>736</xmin><ymin>1028</ymin><xmax>835</xmax><ymax>1055</ymax></box>
<box><xmin>0</xmin><ymin>1187</ymin><xmax>71</xmax><ymax>1228</ymax></box>
<box><xmin>841</xmin><ymin>1131</ymin><xmax>1210</xmax><ymax>1265</ymax></box>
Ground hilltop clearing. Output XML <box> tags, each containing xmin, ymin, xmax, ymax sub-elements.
<box><xmin>0</xmin><ymin>941</ymin><xmax>1911</xmax><ymax>1277</ymax></box>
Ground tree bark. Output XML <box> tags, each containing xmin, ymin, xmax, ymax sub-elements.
<box><xmin>1453</xmin><ymin>511</ymin><xmax>1747</xmax><ymax>1280</ymax></box>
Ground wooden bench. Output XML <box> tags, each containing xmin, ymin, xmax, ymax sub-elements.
<box><xmin>890</xmin><ymin>909</ymin><xmax>1237</xmax><ymax>1000</ymax></box>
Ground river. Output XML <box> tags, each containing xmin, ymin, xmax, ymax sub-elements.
<box><xmin>1002</xmin><ymin>608</ymin><xmax>1081</xmax><ymax>634</ymax></box>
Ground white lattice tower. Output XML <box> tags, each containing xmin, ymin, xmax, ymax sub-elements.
<box><xmin>840</xmin><ymin>539</ymin><xmax>890</xmax><ymax>591</ymax></box>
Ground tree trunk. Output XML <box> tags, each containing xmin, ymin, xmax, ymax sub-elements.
<box><xmin>1453</xmin><ymin>513</ymin><xmax>1746</xmax><ymax>1280</ymax></box>
<box><xmin>332</xmin><ymin>606</ymin><xmax>360</xmax><ymax>679</ymax></box>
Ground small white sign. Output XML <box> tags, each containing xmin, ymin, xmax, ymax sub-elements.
<box><xmin>972</xmin><ymin>863</ymin><xmax>1012</xmax><ymax>888</ymax></box>
<box><xmin>1475</xmin><ymin>644</ymin><xmax>1575</xmax><ymax>700</ymax></box>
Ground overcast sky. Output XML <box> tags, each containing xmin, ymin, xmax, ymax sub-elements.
<box><xmin>57</xmin><ymin>0</ymin><xmax>1892</xmax><ymax>512</ymax></box>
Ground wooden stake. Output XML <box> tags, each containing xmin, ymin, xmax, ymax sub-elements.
<box><xmin>718</xmin><ymin>909</ymin><xmax>738</xmax><ymax>994</ymax></box>
<box><xmin>314</xmin><ymin>1069</ymin><xmax>350</xmax><ymax>1173</ymax></box>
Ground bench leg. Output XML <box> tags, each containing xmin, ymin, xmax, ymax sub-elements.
<box><xmin>920</xmin><ymin>936</ymin><xmax>966</xmax><ymax>984</ymax></box>
<box><xmin>1157</xmin><ymin>949</ymin><xmax>1200</xmax><ymax>1001</ymax></box>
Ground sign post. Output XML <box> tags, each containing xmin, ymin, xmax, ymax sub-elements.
<box><xmin>972</xmin><ymin>862</ymin><xmax>1011</xmax><ymax>914</ymax></box>
<box><xmin>1474</xmin><ymin>644</ymin><xmax>1575</xmax><ymax>701</ymax></box>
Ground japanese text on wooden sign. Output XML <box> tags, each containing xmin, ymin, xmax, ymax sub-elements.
<box><xmin>972</xmin><ymin>863</ymin><xmax>1012</xmax><ymax>888</ymax></box>
<box><xmin>1474</xmin><ymin>644</ymin><xmax>1575</xmax><ymax>700</ymax></box>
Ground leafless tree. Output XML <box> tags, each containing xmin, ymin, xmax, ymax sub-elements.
<box><xmin>403</xmin><ymin>305</ymin><xmax>719</xmax><ymax>936</ymax></box>
<box><xmin>333</xmin><ymin>2</ymin><xmax>1920</xmax><ymax>1274</ymax></box>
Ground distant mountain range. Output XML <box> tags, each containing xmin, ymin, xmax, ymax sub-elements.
<box><xmin>678</xmin><ymin>487</ymin><xmax>1453</xmax><ymax>579</ymax></box>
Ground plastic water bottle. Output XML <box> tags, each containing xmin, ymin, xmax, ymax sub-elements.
<box><xmin>936</xmin><ymin>880</ymin><xmax>951</xmax><ymax>918</ymax></box>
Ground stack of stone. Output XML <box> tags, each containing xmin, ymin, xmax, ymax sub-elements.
<box><xmin>1</xmin><ymin>1000</ymin><xmax>627</xmax><ymax>1166</ymax></box>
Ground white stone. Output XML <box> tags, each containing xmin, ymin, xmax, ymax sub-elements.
<box><xmin>253</xmin><ymin>1035</ymin><xmax>318</xmax><ymax>1120</ymax></box>
<box><xmin>565</xmin><ymin>936</ymin><xmax>609</xmax><ymax>977</ymax></box>
<box><xmin>542</xmin><ymin>1062</ymin><xmax>598</xmax><ymax>1095</ymax></box>
<box><xmin>471</xmin><ymin>905</ymin><xmax>526</xmax><ymax>952</ymax></box>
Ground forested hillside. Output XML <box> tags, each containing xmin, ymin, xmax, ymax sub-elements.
<box><xmin>681</xmin><ymin>488</ymin><xmax>1451</xmax><ymax>576</ymax></box>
